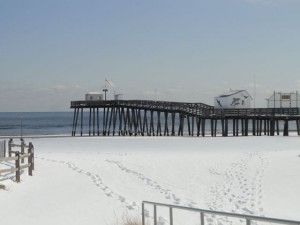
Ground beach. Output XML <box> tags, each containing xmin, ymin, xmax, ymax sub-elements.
<box><xmin>1</xmin><ymin>136</ymin><xmax>300</xmax><ymax>225</ymax></box>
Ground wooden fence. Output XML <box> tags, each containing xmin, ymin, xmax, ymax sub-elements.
<box><xmin>0</xmin><ymin>139</ymin><xmax>34</xmax><ymax>183</ymax></box>
<box><xmin>0</xmin><ymin>140</ymin><xmax>6</xmax><ymax>158</ymax></box>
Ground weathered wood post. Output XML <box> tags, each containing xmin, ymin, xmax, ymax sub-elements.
<box><xmin>138</xmin><ymin>109</ymin><xmax>143</xmax><ymax>135</ymax></box>
<box><xmin>241</xmin><ymin>118</ymin><xmax>245</xmax><ymax>136</ymax></box>
<box><xmin>28</xmin><ymin>145</ymin><xmax>33</xmax><ymax>176</ymax></box>
<box><xmin>214</xmin><ymin>118</ymin><xmax>218</xmax><ymax>136</ymax></box>
<box><xmin>150</xmin><ymin>110</ymin><xmax>154</xmax><ymax>136</ymax></box>
<box><xmin>157</xmin><ymin>111</ymin><xmax>162</xmax><ymax>136</ymax></box>
<box><xmin>75</xmin><ymin>108</ymin><xmax>79</xmax><ymax>136</ymax></box>
<box><xmin>252</xmin><ymin>118</ymin><xmax>256</xmax><ymax>136</ymax></box>
<box><xmin>283</xmin><ymin>118</ymin><xmax>289</xmax><ymax>136</ymax></box>
<box><xmin>142</xmin><ymin>110</ymin><xmax>148</xmax><ymax>136</ymax></box>
<box><xmin>72</xmin><ymin>108</ymin><xmax>76</xmax><ymax>136</ymax></box>
<box><xmin>15</xmin><ymin>151</ymin><xmax>20</xmax><ymax>183</ymax></box>
<box><xmin>164</xmin><ymin>112</ymin><xmax>169</xmax><ymax>136</ymax></box>
<box><xmin>236</xmin><ymin>118</ymin><xmax>239</xmax><ymax>136</ymax></box>
<box><xmin>233</xmin><ymin>118</ymin><xmax>236</xmax><ymax>136</ymax></box>
<box><xmin>270</xmin><ymin>118</ymin><xmax>275</xmax><ymax>136</ymax></box>
<box><xmin>89</xmin><ymin>108</ymin><xmax>92</xmax><ymax>136</ymax></box>
<box><xmin>178</xmin><ymin>113</ymin><xmax>184</xmax><ymax>136</ymax></box>
<box><xmin>210</xmin><ymin>118</ymin><xmax>214</xmax><ymax>137</ymax></box>
<box><xmin>246</xmin><ymin>118</ymin><xmax>249</xmax><ymax>136</ymax></box>
<box><xmin>191</xmin><ymin>116</ymin><xmax>195</xmax><ymax>136</ymax></box>
<box><xmin>171</xmin><ymin>112</ymin><xmax>176</xmax><ymax>136</ymax></box>
<box><xmin>225</xmin><ymin>119</ymin><xmax>229</xmax><ymax>136</ymax></box>
<box><xmin>30</xmin><ymin>142</ymin><xmax>34</xmax><ymax>170</ymax></box>
<box><xmin>21</xmin><ymin>139</ymin><xmax>25</xmax><ymax>163</ymax></box>
<box><xmin>201</xmin><ymin>118</ymin><xmax>206</xmax><ymax>137</ymax></box>
<box><xmin>8</xmin><ymin>138</ymin><xmax>13</xmax><ymax>157</ymax></box>
<box><xmin>112</xmin><ymin>107</ymin><xmax>118</xmax><ymax>136</ymax></box>
<box><xmin>92</xmin><ymin>107</ymin><xmax>97</xmax><ymax>136</ymax></box>
<box><xmin>259</xmin><ymin>119</ymin><xmax>263</xmax><ymax>136</ymax></box>
<box><xmin>29</xmin><ymin>142</ymin><xmax>34</xmax><ymax>170</ymax></box>
<box><xmin>1</xmin><ymin>140</ymin><xmax>7</xmax><ymax>157</ymax></box>
<box><xmin>81</xmin><ymin>108</ymin><xmax>84</xmax><ymax>136</ymax></box>
<box><xmin>276</xmin><ymin>119</ymin><xmax>280</xmax><ymax>135</ymax></box>
<box><xmin>187</xmin><ymin>115</ymin><xmax>191</xmax><ymax>136</ymax></box>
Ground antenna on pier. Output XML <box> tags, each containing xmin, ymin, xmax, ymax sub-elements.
<box><xmin>253</xmin><ymin>75</ymin><xmax>256</xmax><ymax>109</ymax></box>
<box><xmin>103</xmin><ymin>78</ymin><xmax>109</xmax><ymax>101</ymax></box>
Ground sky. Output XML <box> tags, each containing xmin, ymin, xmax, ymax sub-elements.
<box><xmin>1</xmin><ymin>0</ymin><xmax>300</xmax><ymax>112</ymax></box>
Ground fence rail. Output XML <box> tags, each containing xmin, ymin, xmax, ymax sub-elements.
<box><xmin>142</xmin><ymin>201</ymin><xmax>300</xmax><ymax>225</ymax></box>
<box><xmin>0</xmin><ymin>139</ymin><xmax>34</xmax><ymax>183</ymax></box>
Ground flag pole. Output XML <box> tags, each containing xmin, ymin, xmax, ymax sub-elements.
<box><xmin>103</xmin><ymin>78</ymin><xmax>108</xmax><ymax>101</ymax></box>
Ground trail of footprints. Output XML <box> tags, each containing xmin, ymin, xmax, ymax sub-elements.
<box><xmin>106</xmin><ymin>160</ymin><xmax>197</xmax><ymax>208</ymax></box>
<box><xmin>38</xmin><ymin>153</ymin><xmax>268</xmax><ymax>225</ymax></box>
<box><xmin>37</xmin><ymin>157</ymin><xmax>137</xmax><ymax>211</ymax></box>
<box><xmin>38</xmin><ymin>156</ymin><xmax>171</xmax><ymax>224</ymax></box>
<box><xmin>206</xmin><ymin>152</ymin><xmax>269</xmax><ymax>225</ymax></box>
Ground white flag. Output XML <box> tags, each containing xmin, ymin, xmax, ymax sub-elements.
<box><xmin>105</xmin><ymin>79</ymin><xmax>115</xmax><ymax>87</ymax></box>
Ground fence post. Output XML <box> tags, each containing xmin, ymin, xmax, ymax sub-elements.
<box><xmin>21</xmin><ymin>139</ymin><xmax>25</xmax><ymax>163</ymax></box>
<box><xmin>4</xmin><ymin>140</ymin><xmax>6</xmax><ymax>157</ymax></box>
<box><xmin>29</xmin><ymin>142</ymin><xmax>34</xmax><ymax>170</ymax></box>
<box><xmin>8</xmin><ymin>138</ymin><xmax>13</xmax><ymax>157</ymax></box>
<box><xmin>0</xmin><ymin>140</ymin><xmax>6</xmax><ymax>158</ymax></box>
<box><xmin>15</xmin><ymin>151</ymin><xmax>20</xmax><ymax>183</ymax></box>
<box><xmin>28</xmin><ymin>146</ymin><xmax>33</xmax><ymax>176</ymax></box>
<box><xmin>246</xmin><ymin>219</ymin><xmax>251</xmax><ymax>225</ymax></box>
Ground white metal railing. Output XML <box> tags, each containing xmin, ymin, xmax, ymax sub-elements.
<box><xmin>142</xmin><ymin>201</ymin><xmax>300</xmax><ymax>225</ymax></box>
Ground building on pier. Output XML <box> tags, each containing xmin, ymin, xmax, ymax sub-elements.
<box><xmin>85</xmin><ymin>92</ymin><xmax>103</xmax><ymax>101</ymax></box>
<box><xmin>214</xmin><ymin>90</ymin><xmax>252</xmax><ymax>109</ymax></box>
<box><xmin>266</xmin><ymin>91</ymin><xmax>300</xmax><ymax>108</ymax></box>
<box><xmin>114</xmin><ymin>93</ymin><xmax>123</xmax><ymax>100</ymax></box>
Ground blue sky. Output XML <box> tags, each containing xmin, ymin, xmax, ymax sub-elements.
<box><xmin>1</xmin><ymin>0</ymin><xmax>300</xmax><ymax>111</ymax></box>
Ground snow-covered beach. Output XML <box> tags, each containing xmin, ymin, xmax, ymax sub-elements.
<box><xmin>1</xmin><ymin>136</ymin><xmax>300</xmax><ymax>225</ymax></box>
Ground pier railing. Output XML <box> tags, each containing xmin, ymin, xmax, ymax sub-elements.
<box><xmin>71</xmin><ymin>100</ymin><xmax>299</xmax><ymax>116</ymax></box>
<box><xmin>0</xmin><ymin>139</ymin><xmax>34</xmax><ymax>183</ymax></box>
<box><xmin>71</xmin><ymin>100</ymin><xmax>214</xmax><ymax>116</ymax></box>
<box><xmin>214</xmin><ymin>107</ymin><xmax>300</xmax><ymax>116</ymax></box>
<box><xmin>142</xmin><ymin>201</ymin><xmax>300</xmax><ymax>225</ymax></box>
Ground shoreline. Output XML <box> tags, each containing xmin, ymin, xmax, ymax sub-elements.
<box><xmin>1</xmin><ymin>130</ymin><xmax>300</xmax><ymax>140</ymax></box>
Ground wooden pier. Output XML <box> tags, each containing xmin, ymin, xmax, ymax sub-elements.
<box><xmin>70</xmin><ymin>100</ymin><xmax>300</xmax><ymax>137</ymax></box>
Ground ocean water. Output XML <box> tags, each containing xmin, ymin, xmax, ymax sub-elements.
<box><xmin>0</xmin><ymin>112</ymin><xmax>76</xmax><ymax>136</ymax></box>
<box><xmin>0</xmin><ymin>111</ymin><xmax>196</xmax><ymax>137</ymax></box>
<box><xmin>0</xmin><ymin>111</ymin><xmax>296</xmax><ymax>137</ymax></box>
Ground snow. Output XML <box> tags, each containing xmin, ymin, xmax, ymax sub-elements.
<box><xmin>1</xmin><ymin>136</ymin><xmax>300</xmax><ymax>225</ymax></box>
